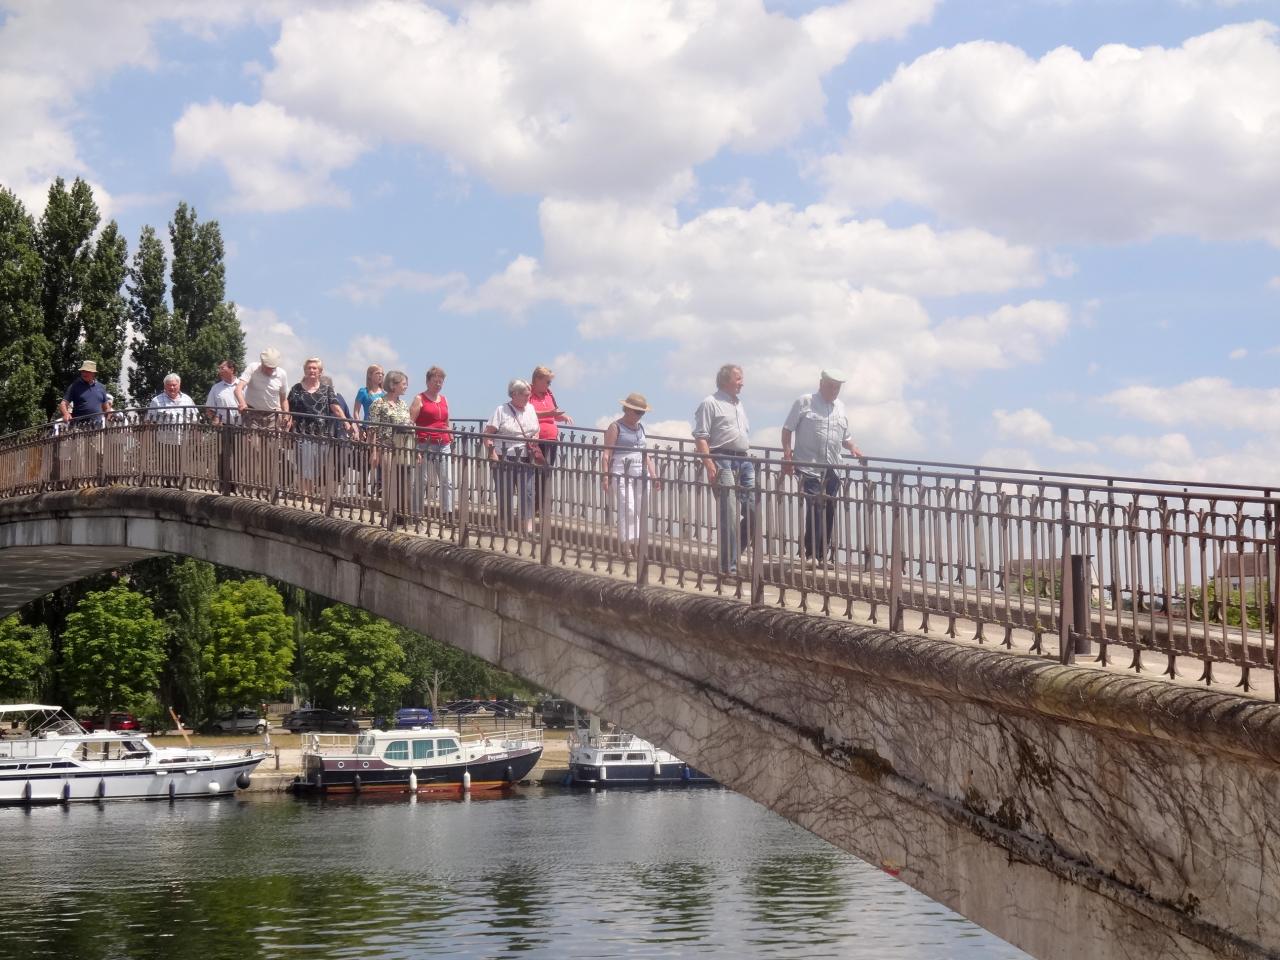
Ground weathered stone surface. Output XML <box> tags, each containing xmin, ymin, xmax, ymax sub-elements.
<box><xmin>0</xmin><ymin>488</ymin><xmax>1276</xmax><ymax>960</ymax></box>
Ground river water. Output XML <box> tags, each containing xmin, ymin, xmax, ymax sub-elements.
<box><xmin>0</xmin><ymin>788</ymin><xmax>1028</xmax><ymax>959</ymax></box>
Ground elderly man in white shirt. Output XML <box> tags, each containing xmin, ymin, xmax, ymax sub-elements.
<box><xmin>145</xmin><ymin>373</ymin><xmax>196</xmax><ymax>481</ymax></box>
<box><xmin>234</xmin><ymin>347</ymin><xmax>290</xmax><ymax>428</ymax></box>
<box><xmin>781</xmin><ymin>370</ymin><xmax>864</xmax><ymax>564</ymax></box>
<box><xmin>205</xmin><ymin>359</ymin><xmax>241</xmax><ymax>424</ymax></box>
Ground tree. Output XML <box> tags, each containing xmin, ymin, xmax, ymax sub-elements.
<box><xmin>36</xmin><ymin>177</ymin><xmax>100</xmax><ymax>417</ymax></box>
<box><xmin>61</xmin><ymin>585</ymin><xmax>167</xmax><ymax>719</ymax></box>
<box><xmin>169</xmin><ymin>203</ymin><xmax>243</xmax><ymax>401</ymax></box>
<box><xmin>127</xmin><ymin>224</ymin><xmax>181</xmax><ymax>406</ymax></box>
<box><xmin>0</xmin><ymin>615</ymin><xmax>52</xmax><ymax>700</ymax></box>
<box><xmin>129</xmin><ymin>557</ymin><xmax>217</xmax><ymax>722</ymax></box>
<box><xmin>202</xmin><ymin>579</ymin><xmax>294</xmax><ymax>712</ymax></box>
<box><xmin>301</xmin><ymin>606</ymin><xmax>410</xmax><ymax>717</ymax></box>
<box><xmin>79</xmin><ymin>220</ymin><xmax>129</xmax><ymax>402</ymax></box>
<box><xmin>0</xmin><ymin>188</ymin><xmax>51</xmax><ymax>432</ymax></box>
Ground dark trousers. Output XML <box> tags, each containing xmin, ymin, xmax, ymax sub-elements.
<box><xmin>533</xmin><ymin>440</ymin><xmax>557</xmax><ymax>511</ymax></box>
<box><xmin>801</xmin><ymin>469</ymin><xmax>841</xmax><ymax>560</ymax></box>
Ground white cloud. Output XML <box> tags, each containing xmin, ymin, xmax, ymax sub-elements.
<box><xmin>1104</xmin><ymin>433</ymin><xmax>1196</xmax><ymax>462</ymax></box>
<box><xmin>446</xmin><ymin>198</ymin><xmax>1063</xmax><ymax>452</ymax></box>
<box><xmin>1229</xmin><ymin>347</ymin><xmax>1248</xmax><ymax>360</ymax></box>
<box><xmin>822</xmin><ymin>21</ymin><xmax>1280</xmax><ymax>245</ymax></box>
<box><xmin>329</xmin><ymin>254</ymin><xmax>466</xmax><ymax>305</ymax></box>
<box><xmin>173</xmin><ymin>101</ymin><xmax>365</xmax><ymax>211</ymax></box>
<box><xmin>993</xmin><ymin>407</ymin><xmax>1097</xmax><ymax>454</ymax></box>
<box><xmin>1267</xmin><ymin>276</ymin><xmax>1280</xmax><ymax>291</ymax></box>
<box><xmin>182</xmin><ymin>0</ymin><xmax>936</xmax><ymax>207</ymax></box>
<box><xmin>1101</xmin><ymin>377</ymin><xmax>1280</xmax><ymax>431</ymax></box>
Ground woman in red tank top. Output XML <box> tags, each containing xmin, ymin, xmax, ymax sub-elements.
<box><xmin>408</xmin><ymin>366</ymin><xmax>453</xmax><ymax>516</ymax></box>
<box><xmin>529</xmin><ymin>364</ymin><xmax>573</xmax><ymax>513</ymax></box>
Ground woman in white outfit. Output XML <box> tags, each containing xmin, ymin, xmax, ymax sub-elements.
<box><xmin>601</xmin><ymin>393</ymin><xmax>660</xmax><ymax>556</ymax></box>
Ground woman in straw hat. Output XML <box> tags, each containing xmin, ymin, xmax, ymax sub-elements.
<box><xmin>602</xmin><ymin>393</ymin><xmax>660</xmax><ymax>557</ymax></box>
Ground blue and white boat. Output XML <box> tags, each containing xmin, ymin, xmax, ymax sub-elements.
<box><xmin>567</xmin><ymin>718</ymin><xmax>714</xmax><ymax>787</ymax></box>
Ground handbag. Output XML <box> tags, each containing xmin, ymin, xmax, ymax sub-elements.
<box><xmin>509</xmin><ymin>403</ymin><xmax>546</xmax><ymax>465</ymax></box>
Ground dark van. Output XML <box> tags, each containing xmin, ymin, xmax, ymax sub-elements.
<box><xmin>538</xmin><ymin>698</ymin><xmax>574</xmax><ymax>729</ymax></box>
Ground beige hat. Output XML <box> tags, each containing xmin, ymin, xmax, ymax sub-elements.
<box><xmin>79</xmin><ymin>360</ymin><xmax>98</xmax><ymax>373</ymax></box>
<box><xmin>621</xmin><ymin>392</ymin><xmax>651</xmax><ymax>412</ymax></box>
<box><xmin>820</xmin><ymin>368</ymin><xmax>847</xmax><ymax>383</ymax></box>
<box><xmin>260</xmin><ymin>347</ymin><xmax>282</xmax><ymax>367</ymax></box>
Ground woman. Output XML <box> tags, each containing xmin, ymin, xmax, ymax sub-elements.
<box><xmin>529</xmin><ymin>365</ymin><xmax>572</xmax><ymax>510</ymax></box>
<box><xmin>353</xmin><ymin>365</ymin><xmax>385</xmax><ymax>422</ymax></box>
<box><xmin>484</xmin><ymin>379</ymin><xmax>541</xmax><ymax>534</ymax></box>
<box><xmin>368</xmin><ymin>370</ymin><xmax>415</xmax><ymax>520</ymax></box>
<box><xmin>408</xmin><ymin>365</ymin><xmax>453</xmax><ymax>516</ymax></box>
<box><xmin>287</xmin><ymin>357</ymin><xmax>352</xmax><ymax>495</ymax></box>
<box><xmin>601</xmin><ymin>393</ymin><xmax>659</xmax><ymax>556</ymax></box>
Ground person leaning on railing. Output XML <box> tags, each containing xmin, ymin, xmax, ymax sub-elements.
<box><xmin>483</xmin><ymin>378</ymin><xmax>541</xmax><ymax>535</ymax></box>
<box><xmin>408</xmin><ymin>365</ymin><xmax>453</xmax><ymax>516</ymax></box>
<box><xmin>781</xmin><ymin>369</ymin><xmax>864</xmax><ymax>567</ymax></box>
<box><xmin>368</xmin><ymin>370</ymin><xmax>415</xmax><ymax>518</ymax></box>
<box><xmin>59</xmin><ymin>359</ymin><xmax>112</xmax><ymax>429</ymax></box>
<box><xmin>234</xmin><ymin>347</ymin><xmax>290</xmax><ymax>429</ymax></box>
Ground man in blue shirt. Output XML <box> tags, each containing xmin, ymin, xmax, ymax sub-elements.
<box><xmin>59</xmin><ymin>360</ymin><xmax>113</xmax><ymax>428</ymax></box>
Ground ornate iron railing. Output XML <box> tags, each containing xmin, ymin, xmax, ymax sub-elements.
<box><xmin>2</xmin><ymin>408</ymin><xmax>1276</xmax><ymax>698</ymax></box>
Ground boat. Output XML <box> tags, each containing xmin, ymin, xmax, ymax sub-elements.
<box><xmin>293</xmin><ymin>724</ymin><xmax>544</xmax><ymax>795</ymax></box>
<box><xmin>567</xmin><ymin>717</ymin><xmax>715</xmax><ymax>786</ymax></box>
<box><xmin>0</xmin><ymin>704</ymin><xmax>266</xmax><ymax>804</ymax></box>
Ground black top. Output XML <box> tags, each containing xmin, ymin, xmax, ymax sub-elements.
<box><xmin>287</xmin><ymin>382</ymin><xmax>339</xmax><ymax>435</ymax></box>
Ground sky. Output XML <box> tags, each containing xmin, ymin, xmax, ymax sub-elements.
<box><xmin>3</xmin><ymin>0</ymin><xmax>1279</xmax><ymax>485</ymax></box>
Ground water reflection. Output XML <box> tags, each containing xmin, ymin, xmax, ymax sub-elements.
<box><xmin>0</xmin><ymin>790</ymin><xmax>1029</xmax><ymax>960</ymax></box>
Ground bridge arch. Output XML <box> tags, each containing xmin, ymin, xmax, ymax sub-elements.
<box><xmin>1</xmin><ymin>486</ymin><xmax>1277</xmax><ymax>960</ymax></box>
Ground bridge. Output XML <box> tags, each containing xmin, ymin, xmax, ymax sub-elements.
<box><xmin>1</xmin><ymin>411</ymin><xmax>1278</xmax><ymax>960</ymax></box>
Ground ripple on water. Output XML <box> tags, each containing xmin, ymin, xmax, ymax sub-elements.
<box><xmin>0</xmin><ymin>790</ymin><xmax>1029</xmax><ymax>960</ymax></box>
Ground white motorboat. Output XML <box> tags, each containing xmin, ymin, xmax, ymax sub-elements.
<box><xmin>567</xmin><ymin>716</ymin><xmax>714</xmax><ymax>787</ymax></box>
<box><xmin>0</xmin><ymin>704</ymin><xmax>266</xmax><ymax>804</ymax></box>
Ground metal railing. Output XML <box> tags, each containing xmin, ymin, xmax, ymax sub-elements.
<box><xmin>2</xmin><ymin>408</ymin><xmax>1277</xmax><ymax>699</ymax></box>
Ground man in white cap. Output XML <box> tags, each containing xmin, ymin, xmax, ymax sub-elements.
<box><xmin>59</xmin><ymin>359</ymin><xmax>113</xmax><ymax>428</ymax></box>
<box><xmin>781</xmin><ymin>370</ymin><xmax>864</xmax><ymax>564</ymax></box>
<box><xmin>234</xmin><ymin>347</ymin><xmax>290</xmax><ymax>428</ymax></box>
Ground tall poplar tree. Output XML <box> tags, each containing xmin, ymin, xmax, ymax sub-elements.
<box><xmin>170</xmin><ymin>203</ymin><xmax>243</xmax><ymax>401</ymax></box>
<box><xmin>127</xmin><ymin>225</ymin><xmax>181</xmax><ymax>405</ymax></box>
<box><xmin>36</xmin><ymin>177</ymin><xmax>100</xmax><ymax>416</ymax></box>
<box><xmin>0</xmin><ymin>188</ymin><xmax>51</xmax><ymax>432</ymax></box>
<box><xmin>80</xmin><ymin>220</ymin><xmax>129</xmax><ymax>403</ymax></box>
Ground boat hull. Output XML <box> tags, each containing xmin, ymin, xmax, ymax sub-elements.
<box><xmin>568</xmin><ymin>760</ymin><xmax>715</xmax><ymax>786</ymax></box>
<box><xmin>0</xmin><ymin>756</ymin><xmax>265</xmax><ymax>804</ymax></box>
<box><xmin>296</xmin><ymin>745</ymin><xmax>543</xmax><ymax>795</ymax></box>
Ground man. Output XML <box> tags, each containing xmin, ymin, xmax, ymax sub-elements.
<box><xmin>205</xmin><ymin>359</ymin><xmax>241</xmax><ymax>424</ymax></box>
<box><xmin>781</xmin><ymin>370</ymin><xmax>864</xmax><ymax>564</ymax></box>
<box><xmin>59</xmin><ymin>360</ymin><xmax>112</xmax><ymax>428</ymax></box>
<box><xmin>234</xmin><ymin>347</ymin><xmax>289</xmax><ymax>428</ymax></box>
<box><xmin>145</xmin><ymin>373</ymin><xmax>196</xmax><ymax>483</ymax></box>
<box><xmin>693</xmin><ymin>363</ymin><xmax>754</xmax><ymax>576</ymax></box>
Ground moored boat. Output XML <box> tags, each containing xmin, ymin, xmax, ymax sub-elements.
<box><xmin>294</xmin><ymin>724</ymin><xmax>543</xmax><ymax>795</ymax></box>
<box><xmin>0</xmin><ymin>704</ymin><xmax>266</xmax><ymax>804</ymax></box>
<box><xmin>567</xmin><ymin>719</ymin><xmax>715</xmax><ymax>787</ymax></box>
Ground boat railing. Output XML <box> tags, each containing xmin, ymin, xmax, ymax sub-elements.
<box><xmin>461</xmin><ymin>727</ymin><xmax>543</xmax><ymax>752</ymax></box>
<box><xmin>566</xmin><ymin>729</ymin><xmax>641</xmax><ymax>751</ymax></box>
<box><xmin>302</xmin><ymin>733</ymin><xmax>360</xmax><ymax>755</ymax></box>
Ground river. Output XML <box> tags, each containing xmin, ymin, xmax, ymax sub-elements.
<box><xmin>0</xmin><ymin>788</ymin><xmax>1029</xmax><ymax>959</ymax></box>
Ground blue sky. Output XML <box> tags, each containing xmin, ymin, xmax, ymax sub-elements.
<box><xmin>3</xmin><ymin>0</ymin><xmax>1278</xmax><ymax>483</ymax></box>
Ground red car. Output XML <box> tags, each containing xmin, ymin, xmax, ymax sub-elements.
<box><xmin>78</xmin><ymin>712</ymin><xmax>140</xmax><ymax>732</ymax></box>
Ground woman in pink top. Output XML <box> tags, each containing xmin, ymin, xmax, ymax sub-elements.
<box><xmin>529</xmin><ymin>365</ymin><xmax>572</xmax><ymax>510</ymax></box>
<box><xmin>408</xmin><ymin>365</ymin><xmax>453</xmax><ymax>515</ymax></box>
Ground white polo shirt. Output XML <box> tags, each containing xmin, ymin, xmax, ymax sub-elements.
<box><xmin>239</xmin><ymin>362</ymin><xmax>289</xmax><ymax>412</ymax></box>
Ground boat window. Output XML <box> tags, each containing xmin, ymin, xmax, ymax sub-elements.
<box><xmin>602</xmin><ymin>752</ymin><xmax>624</xmax><ymax>761</ymax></box>
<box><xmin>412</xmin><ymin>739</ymin><xmax>434</xmax><ymax>760</ymax></box>
<box><xmin>626</xmin><ymin>752</ymin><xmax>648</xmax><ymax>761</ymax></box>
<box><xmin>355</xmin><ymin>734</ymin><xmax>375</xmax><ymax>756</ymax></box>
<box><xmin>436</xmin><ymin>738</ymin><xmax>459</xmax><ymax>755</ymax></box>
<box><xmin>384</xmin><ymin>740</ymin><xmax>410</xmax><ymax>761</ymax></box>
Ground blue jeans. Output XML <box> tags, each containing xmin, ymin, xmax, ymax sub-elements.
<box><xmin>801</xmin><ymin>469</ymin><xmax>841</xmax><ymax>560</ymax></box>
<box><xmin>414</xmin><ymin>441</ymin><xmax>453</xmax><ymax>513</ymax></box>
<box><xmin>713</xmin><ymin>453</ymin><xmax>755</xmax><ymax>574</ymax></box>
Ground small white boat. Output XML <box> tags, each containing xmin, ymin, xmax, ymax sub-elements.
<box><xmin>567</xmin><ymin>717</ymin><xmax>714</xmax><ymax>787</ymax></box>
<box><xmin>0</xmin><ymin>704</ymin><xmax>266</xmax><ymax>804</ymax></box>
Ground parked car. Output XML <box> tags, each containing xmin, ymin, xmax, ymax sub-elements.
<box><xmin>392</xmin><ymin>707</ymin><xmax>434</xmax><ymax>728</ymax></box>
<box><xmin>282</xmin><ymin>708</ymin><xmax>358</xmax><ymax>733</ymax></box>
<box><xmin>538</xmin><ymin>699</ymin><xmax>574</xmax><ymax>729</ymax></box>
<box><xmin>208</xmin><ymin>708</ymin><xmax>267</xmax><ymax>735</ymax></box>
<box><xmin>78</xmin><ymin>712</ymin><xmax>139</xmax><ymax>732</ymax></box>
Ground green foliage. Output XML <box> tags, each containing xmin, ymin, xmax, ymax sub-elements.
<box><xmin>126</xmin><ymin>224</ymin><xmax>181</xmax><ymax>405</ymax></box>
<box><xmin>398</xmin><ymin>628</ymin><xmax>538</xmax><ymax>703</ymax></box>
<box><xmin>170</xmin><ymin>203</ymin><xmax>243</xmax><ymax>402</ymax></box>
<box><xmin>37</xmin><ymin>176</ymin><xmax>101</xmax><ymax>417</ymax></box>
<box><xmin>203</xmin><ymin>579</ymin><xmax>294</xmax><ymax>712</ymax></box>
<box><xmin>61</xmin><ymin>584</ymin><xmax>167</xmax><ymax>716</ymax></box>
<box><xmin>129</xmin><ymin>557</ymin><xmax>217</xmax><ymax>722</ymax></box>
<box><xmin>80</xmin><ymin>220</ymin><xmax>129</xmax><ymax>401</ymax></box>
<box><xmin>0</xmin><ymin>614</ymin><xmax>52</xmax><ymax>700</ymax></box>
<box><xmin>0</xmin><ymin>188</ymin><xmax>51</xmax><ymax>432</ymax></box>
<box><xmin>301</xmin><ymin>606</ymin><xmax>410</xmax><ymax>716</ymax></box>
